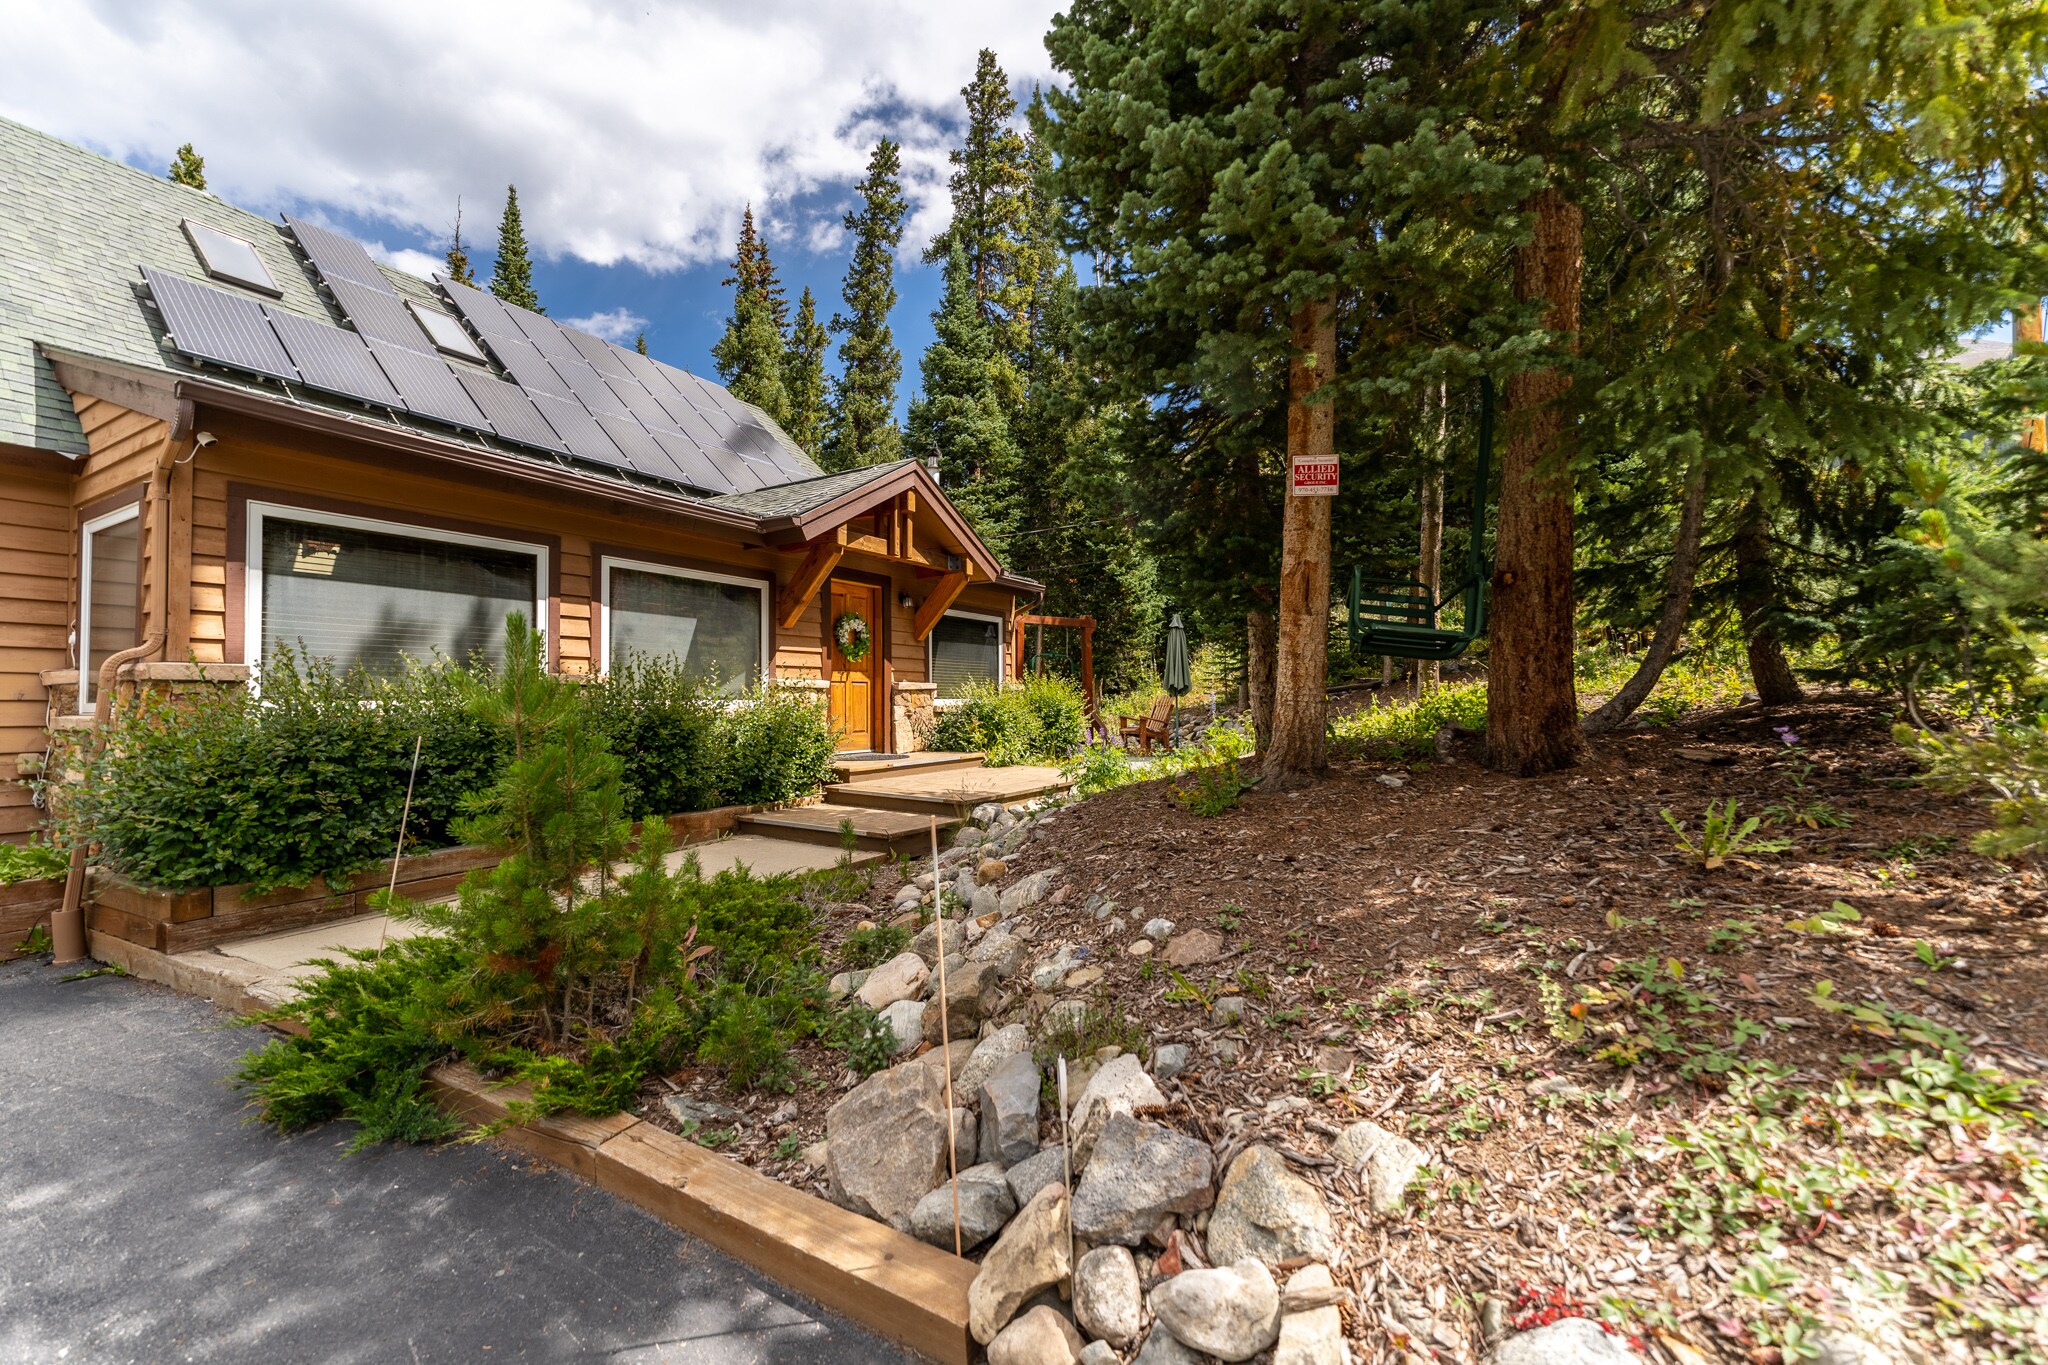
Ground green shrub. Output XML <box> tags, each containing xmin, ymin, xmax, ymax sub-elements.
<box><xmin>1898</xmin><ymin>718</ymin><xmax>2048</xmax><ymax>856</ymax></box>
<box><xmin>581</xmin><ymin>652</ymin><xmax>722</xmax><ymax>819</ymax></box>
<box><xmin>842</xmin><ymin>923</ymin><xmax>911</xmax><ymax>969</ymax></box>
<box><xmin>829</xmin><ymin>1004</ymin><xmax>897</xmax><ymax>1076</ymax></box>
<box><xmin>717</xmin><ymin>683</ymin><xmax>837</xmax><ymax>805</ymax></box>
<box><xmin>929</xmin><ymin>674</ymin><xmax>1087</xmax><ymax>765</ymax></box>
<box><xmin>1330</xmin><ymin>681</ymin><xmax>1488</xmax><ymax>759</ymax></box>
<box><xmin>0</xmin><ymin>840</ymin><xmax>68</xmax><ymax>884</ymax></box>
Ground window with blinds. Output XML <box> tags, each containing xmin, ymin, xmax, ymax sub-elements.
<box><xmin>930</xmin><ymin>613</ymin><xmax>1003</xmax><ymax>698</ymax></box>
<box><xmin>80</xmin><ymin>505</ymin><xmax>142</xmax><ymax>710</ymax></box>
<box><xmin>258</xmin><ymin>513</ymin><xmax>539</xmax><ymax>676</ymax></box>
<box><xmin>605</xmin><ymin>562</ymin><xmax>765</xmax><ymax>695</ymax></box>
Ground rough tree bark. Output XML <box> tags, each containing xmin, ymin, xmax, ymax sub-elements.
<box><xmin>1246</xmin><ymin>607</ymin><xmax>1277</xmax><ymax>752</ymax></box>
<box><xmin>1583</xmin><ymin>458</ymin><xmax>1710</xmax><ymax>734</ymax></box>
<box><xmin>1265</xmin><ymin>295</ymin><xmax>1338</xmax><ymax>785</ymax></box>
<box><xmin>1486</xmin><ymin>187</ymin><xmax>1589</xmax><ymax>775</ymax></box>
<box><xmin>1416</xmin><ymin>385</ymin><xmax>1447</xmax><ymax>694</ymax></box>
<box><xmin>1735</xmin><ymin>494</ymin><xmax>1803</xmax><ymax>706</ymax></box>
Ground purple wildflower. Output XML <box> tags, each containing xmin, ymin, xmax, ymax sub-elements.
<box><xmin>1774</xmin><ymin>726</ymin><xmax>1800</xmax><ymax>746</ymax></box>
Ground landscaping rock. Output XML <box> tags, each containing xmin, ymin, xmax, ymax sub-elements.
<box><xmin>1329</xmin><ymin>1120</ymin><xmax>1426</xmax><ymax>1214</ymax></box>
<box><xmin>969</xmin><ymin>1183</ymin><xmax>1073</xmax><ymax>1345</ymax></box>
<box><xmin>1133</xmin><ymin>1324</ymin><xmax>1206</xmax><ymax>1365</ymax></box>
<box><xmin>1031</xmin><ymin>943</ymin><xmax>1089</xmax><ymax>991</ymax></box>
<box><xmin>1211</xmin><ymin>995</ymin><xmax>1248</xmax><ymax>1026</ymax></box>
<box><xmin>1206</xmin><ymin>1145</ymin><xmax>1338</xmax><ymax>1267</ymax></box>
<box><xmin>955</xmin><ymin>826</ymin><xmax>987</xmax><ymax>851</ymax></box>
<box><xmin>1071</xmin><ymin>1053</ymin><xmax>1167</xmax><ymax>1167</ymax></box>
<box><xmin>663</xmin><ymin>1094</ymin><xmax>745</xmax><ymax>1129</ymax></box>
<box><xmin>972</xmin><ymin>802</ymin><xmax>1002</xmax><ymax>826</ymax></box>
<box><xmin>972</xmin><ymin>884</ymin><xmax>1002</xmax><ymax>919</ymax></box>
<box><xmin>1071</xmin><ymin>1114</ymin><xmax>1215</xmax><ymax>1244</ymax></box>
<box><xmin>1162</xmin><ymin>929</ymin><xmax>1223</xmax><ymax>967</ymax></box>
<box><xmin>1128</xmin><ymin>940</ymin><xmax>1154</xmax><ymax>958</ymax></box>
<box><xmin>911</xmin><ymin>919</ymin><xmax>967</xmax><ymax>965</ymax></box>
<box><xmin>974</xmin><ymin>928</ymin><xmax>1030</xmax><ymax>981</ymax></box>
<box><xmin>857</xmin><ymin>952</ymin><xmax>931</xmax><ymax>1010</ymax></box>
<box><xmin>924</xmin><ymin>961</ymin><xmax>1000</xmax><ymax>1044</ymax></box>
<box><xmin>825</xmin><ymin>1061</ymin><xmax>952</xmax><ymax>1230</ymax></box>
<box><xmin>825</xmin><ymin>969</ymin><xmax>870</xmax><ymax>1003</ymax></box>
<box><xmin>952</xmin><ymin>1107</ymin><xmax>979</xmax><ymax>1173</ymax></box>
<box><xmin>1079</xmin><ymin>1342</ymin><xmax>1119</xmax><ymax>1365</ymax></box>
<box><xmin>955</xmin><ymin>868</ymin><xmax>979</xmax><ymax>902</ymax></box>
<box><xmin>959</xmin><ymin>1022</ymin><xmax>1031</xmax><ymax>1094</ymax></box>
<box><xmin>1150</xmin><ymin>1261</ymin><xmax>1281</xmax><ymax>1362</ymax></box>
<box><xmin>1489</xmin><ymin>1317</ymin><xmax>1639</xmax><ymax>1365</ymax></box>
<box><xmin>1151</xmin><ymin>1043</ymin><xmax>1191</xmax><ymax>1081</ymax></box>
<box><xmin>1142</xmin><ymin>917</ymin><xmax>1176</xmax><ymax>941</ymax></box>
<box><xmin>1275</xmin><ymin>1264</ymin><xmax>1347</xmax><ymax>1365</ymax></box>
<box><xmin>1038</xmin><ymin>998</ymin><xmax>1089</xmax><ymax>1040</ymax></box>
<box><xmin>988</xmin><ymin>1306</ymin><xmax>1083</xmax><ymax>1365</ymax></box>
<box><xmin>1074</xmin><ymin>1245</ymin><xmax>1143</xmax><ymax>1349</ymax></box>
<box><xmin>979</xmin><ymin>858</ymin><xmax>1009</xmax><ymax>885</ymax></box>
<box><xmin>1002</xmin><ymin>869</ymin><xmax>1059</xmax><ymax>916</ymax></box>
<box><xmin>1001</xmin><ymin>824</ymin><xmax>1031</xmax><ymax>855</ymax></box>
<box><xmin>910</xmin><ymin>1163</ymin><xmax>1017</xmax><ymax>1251</ymax></box>
<box><xmin>1004</xmin><ymin>1145</ymin><xmax>1069</xmax><ymax>1207</ymax></box>
<box><xmin>978</xmin><ymin>1049</ymin><xmax>1043</xmax><ymax>1167</ymax></box>
<box><xmin>880</xmin><ymin>999</ymin><xmax>926</xmax><ymax>1055</ymax></box>
<box><xmin>1063</xmin><ymin>965</ymin><xmax>1105</xmax><ymax>990</ymax></box>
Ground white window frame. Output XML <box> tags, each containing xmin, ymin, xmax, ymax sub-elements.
<box><xmin>181</xmin><ymin>219</ymin><xmax>283</xmax><ymax>297</ymax></box>
<box><xmin>928</xmin><ymin>608</ymin><xmax>1007</xmax><ymax>708</ymax></box>
<box><xmin>77</xmin><ymin>501</ymin><xmax>143</xmax><ymax>713</ymax></box>
<box><xmin>243</xmin><ymin>500</ymin><xmax>548</xmax><ymax>675</ymax></box>
<box><xmin>598</xmin><ymin>555</ymin><xmax>770</xmax><ymax>685</ymax></box>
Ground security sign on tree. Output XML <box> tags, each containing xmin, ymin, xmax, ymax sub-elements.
<box><xmin>1290</xmin><ymin>452</ymin><xmax>1338</xmax><ymax>497</ymax></box>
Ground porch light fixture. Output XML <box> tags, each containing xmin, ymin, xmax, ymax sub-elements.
<box><xmin>898</xmin><ymin>592</ymin><xmax>914</xmax><ymax>610</ymax></box>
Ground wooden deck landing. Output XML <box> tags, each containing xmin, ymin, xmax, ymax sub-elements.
<box><xmin>737</xmin><ymin>803</ymin><xmax>954</xmax><ymax>857</ymax></box>
<box><xmin>820</xmin><ymin>764</ymin><xmax>1070</xmax><ymax>819</ymax></box>
<box><xmin>829</xmin><ymin>750</ymin><xmax>986</xmax><ymax>784</ymax></box>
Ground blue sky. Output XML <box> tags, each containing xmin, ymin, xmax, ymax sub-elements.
<box><xmin>0</xmin><ymin>0</ymin><xmax>1070</xmax><ymax>420</ymax></box>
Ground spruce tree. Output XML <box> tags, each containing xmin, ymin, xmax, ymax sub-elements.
<box><xmin>444</xmin><ymin>200</ymin><xmax>476</xmax><ymax>286</ymax></box>
<box><xmin>490</xmin><ymin>185</ymin><xmax>541</xmax><ymax>313</ymax></box>
<box><xmin>713</xmin><ymin>212</ymin><xmax>792</xmax><ymax>424</ymax></box>
<box><xmin>783</xmin><ymin>287</ymin><xmax>830</xmax><ymax>457</ymax></box>
<box><xmin>167</xmin><ymin>143</ymin><xmax>206</xmax><ymax>190</ymax></box>
<box><xmin>826</xmin><ymin>139</ymin><xmax>908</xmax><ymax>471</ymax></box>
<box><xmin>907</xmin><ymin>244</ymin><xmax>1020</xmax><ymax>538</ymax></box>
<box><xmin>634</xmin><ymin>333</ymin><xmax>648</xmax><ymax>356</ymax></box>
<box><xmin>925</xmin><ymin>50</ymin><xmax>1036</xmax><ymax>360</ymax></box>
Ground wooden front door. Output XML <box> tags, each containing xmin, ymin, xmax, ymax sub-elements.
<box><xmin>827</xmin><ymin>578</ymin><xmax>882</xmax><ymax>752</ymax></box>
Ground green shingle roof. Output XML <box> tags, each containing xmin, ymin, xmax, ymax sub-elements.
<box><xmin>704</xmin><ymin>459</ymin><xmax>911</xmax><ymax>518</ymax></box>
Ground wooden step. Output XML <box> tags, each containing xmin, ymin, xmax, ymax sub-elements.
<box><xmin>737</xmin><ymin>805</ymin><xmax>954</xmax><ymax>858</ymax></box>
<box><xmin>830</xmin><ymin>751</ymin><xmax>987</xmax><ymax>784</ymax></box>
<box><xmin>821</xmin><ymin>764</ymin><xmax>1072</xmax><ymax>820</ymax></box>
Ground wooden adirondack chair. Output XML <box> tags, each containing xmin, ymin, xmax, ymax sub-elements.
<box><xmin>1117</xmin><ymin>694</ymin><xmax>1175</xmax><ymax>754</ymax></box>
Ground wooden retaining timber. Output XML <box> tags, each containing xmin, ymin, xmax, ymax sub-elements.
<box><xmin>0</xmin><ymin>875</ymin><xmax>65</xmax><ymax>959</ymax></box>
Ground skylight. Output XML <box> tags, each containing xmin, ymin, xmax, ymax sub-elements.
<box><xmin>408</xmin><ymin>302</ymin><xmax>487</xmax><ymax>363</ymax></box>
<box><xmin>181</xmin><ymin>220</ymin><xmax>280</xmax><ymax>296</ymax></box>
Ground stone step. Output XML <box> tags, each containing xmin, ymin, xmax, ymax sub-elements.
<box><xmin>736</xmin><ymin>804</ymin><xmax>955</xmax><ymax>858</ymax></box>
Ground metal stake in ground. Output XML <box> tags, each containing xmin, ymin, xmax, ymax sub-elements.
<box><xmin>377</xmin><ymin>735</ymin><xmax>423</xmax><ymax>953</ymax></box>
<box><xmin>931</xmin><ymin>814</ymin><xmax>961</xmax><ymax>1257</ymax></box>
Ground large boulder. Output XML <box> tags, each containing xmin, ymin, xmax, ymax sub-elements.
<box><xmin>910</xmin><ymin>1163</ymin><xmax>1017</xmax><ymax>1252</ymax></box>
<box><xmin>911</xmin><ymin>918</ymin><xmax>968</xmax><ymax>965</ymax></box>
<box><xmin>1329</xmin><ymin>1120</ymin><xmax>1426</xmax><ymax>1214</ymax></box>
<box><xmin>1149</xmin><ymin>1261</ymin><xmax>1282</xmax><ymax>1362</ymax></box>
<box><xmin>1001</xmin><ymin>869</ymin><xmax>1058</xmax><ymax>916</ymax></box>
<box><xmin>1073</xmin><ymin>1245</ymin><xmax>1143</xmax><ymax>1349</ymax></box>
<box><xmin>968</xmin><ymin>1183</ymin><xmax>1073</xmax><ymax>1345</ymax></box>
<box><xmin>1069</xmin><ymin>1053</ymin><xmax>1167</xmax><ymax>1168</ymax></box>
<box><xmin>1004</xmin><ymin>1146</ymin><xmax>1069</xmax><ymax>1208</ymax></box>
<box><xmin>879</xmin><ymin>999</ymin><xmax>926</xmax><ymax>1055</ymax></box>
<box><xmin>978</xmin><ymin>1050</ymin><xmax>1043</xmax><ymax>1167</ymax></box>
<box><xmin>824</xmin><ymin>1061</ymin><xmax>951</xmax><ymax>1230</ymax></box>
<box><xmin>988</xmin><ymin>1306</ymin><xmax>1084</xmax><ymax>1365</ymax></box>
<box><xmin>856</xmin><ymin>952</ymin><xmax>931</xmax><ymax>1010</ymax></box>
<box><xmin>1274</xmin><ymin>1263</ymin><xmax>1348</xmax><ymax>1365</ymax></box>
<box><xmin>1206</xmin><ymin>1145</ymin><xmax>1338</xmax><ymax>1267</ymax></box>
<box><xmin>1490</xmin><ymin>1317</ymin><xmax>1639</xmax><ymax>1365</ymax></box>
<box><xmin>959</xmin><ymin>1022</ymin><xmax>1031</xmax><ymax>1095</ymax></box>
<box><xmin>1071</xmin><ymin>1114</ymin><xmax>1215</xmax><ymax>1245</ymax></box>
<box><xmin>923</xmin><ymin>960</ymin><xmax>1000</xmax><ymax>1045</ymax></box>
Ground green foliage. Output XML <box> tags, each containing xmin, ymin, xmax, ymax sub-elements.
<box><xmin>716</xmin><ymin>683</ymin><xmax>837</xmax><ymax>806</ymax></box>
<box><xmin>579</xmin><ymin>653</ymin><xmax>722</xmax><ymax>818</ymax></box>
<box><xmin>929</xmin><ymin>675</ymin><xmax>1085</xmax><ymax>766</ymax></box>
<box><xmin>1661</xmin><ymin>800</ymin><xmax>1793</xmax><ymax>869</ymax></box>
<box><xmin>713</xmin><ymin>208</ymin><xmax>791</xmax><ymax>425</ymax></box>
<box><xmin>1898</xmin><ymin>719</ymin><xmax>2048</xmax><ymax>857</ymax></box>
<box><xmin>489</xmin><ymin>184</ymin><xmax>539</xmax><ymax>312</ymax></box>
<box><xmin>828</xmin><ymin>1004</ymin><xmax>896</xmax><ymax>1077</ymax></box>
<box><xmin>0</xmin><ymin>840</ymin><xmax>67</xmax><ymax>884</ymax></box>
<box><xmin>825</xmin><ymin>139</ymin><xmax>907</xmax><ymax>471</ymax></box>
<box><xmin>841</xmin><ymin>924</ymin><xmax>910</xmax><ymax>970</ymax></box>
<box><xmin>1033</xmin><ymin>1000</ymin><xmax>1144</xmax><ymax>1074</ymax></box>
<box><xmin>907</xmin><ymin>243</ymin><xmax>1020</xmax><ymax>540</ymax></box>
<box><xmin>166</xmin><ymin>143</ymin><xmax>206</xmax><ymax>190</ymax></box>
<box><xmin>1331</xmin><ymin>683</ymin><xmax>1488</xmax><ymax>760</ymax></box>
<box><xmin>782</xmin><ymin>286</ymin><xmax>831</xmax><ymax>456</ymax></box>
<box><xmin>444</xmin><ymin>203</ymin><xmax>476</xmax><ymax>287</ymax></box>
<box><xmin>1167</xmin><ymin>752</ymin><xmax>1257</xmax><ymax>817</ymax></box>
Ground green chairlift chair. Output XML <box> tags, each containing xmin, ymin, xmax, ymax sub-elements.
<box><xmin>1346</xmin><ymin>379</ymin><xmax>1495</xmax><ymax>662</ymax></box>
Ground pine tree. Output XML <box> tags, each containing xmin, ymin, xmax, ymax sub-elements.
<box><xmin>825</xmin><ymin>139</ymin><xmax>908</xmax><ymax>471</ymax></box>
<box><xmin>926</xmin><ymin>50</ymin><xmax>1036</xmax><ymax>361</ymax></box>
<box><xmin>444</xmin><ymin>200</ymin><xmax>476</xmax><ymax>286</ymax></box>
<box><xmin>634</xmin><ymin>333</ymin><xmax>648</xmax><ymax>356</ymax></box>
<box><xmin>907</xmin><ymin>244</ymin><xmax>1020</xmax><ymax>538</ymax></box>
<box><xmin>783</xmin><ymin>287</ymin><xmax>830</xmax><ymax>457</ymax></box>
<box><xmin>167</xmin><ymin>144</ymin><xmax>206</xmax><ymax>190</ymax></box>
<box><xmin>713</xmin><ymin>213</ymin><xmax>792</xmax><ymax>424</ymax></box>
<box><xmin>490</xmin><ymin>185</ymin><xmax>541</xmax><ymax>313</ymax></box>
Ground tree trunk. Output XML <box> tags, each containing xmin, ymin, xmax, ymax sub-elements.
<box><xmin>1416</xmin><ymin>387</ymin><xmax>1447</xmax><ymax>693</ymax></box>
<box><xmin>1582</xmin><ymin>457</ymin><xmax>1709</xmax><ymax>734</ymax></box>
<box><xmin>1265</xmin><ymin>295</ymin><xmax>1338</xmax><ymax>785</ymax></box>
<box><xmin>1735</xmin><ymin>494</ymin><xmax>1802</xmax><ymax>706</ymax></box>
<box><xmin>1485</xmin><ymin>187</ymin><xmax>1589</xmax><ymax>775</ymax></box>
<box><xmin>2019</xmin><ymin>299</ymin><xmax>2045</xmax><ymax>452</ymax></box>
<box><xmin>1246</xmin><ymin>608</ymin><xmax>1277</xmax><ymax>752</ymax></box>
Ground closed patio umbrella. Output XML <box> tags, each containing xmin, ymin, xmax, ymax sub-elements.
<box><xmin>1163</xmin><ymin>613</ymin><xmax>1190</xmax><ymax>738</ymax></box>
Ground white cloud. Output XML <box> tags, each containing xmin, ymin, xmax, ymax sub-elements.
<box><xmin>366</xmin><ymin>243</ymin><xmax>447</xmax><ymax>282</ymax></box>
<box><xmin>564</xmin><ymin>307</ymin><xmax>650</xmax><ymax>344</ymax></box>
<box><xmin>0</xmin><ymin>0</ymin><xmax>1063</xmax><ymax>270</ymax></box>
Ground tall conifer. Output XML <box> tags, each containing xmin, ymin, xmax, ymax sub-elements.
<box><xmin>490</xmin><ymin>185</ymin><xmax>541</xmax><ymax>313</ymax></box>
<box><xmin>907</xmin><ymin>245</ymin><xmax>1019</xmax><ymax>537</ymax></box>
<box><xmin>783</xmin><ymin>287</ymin><xmax>830</xmax><ymax>457</ymax></box>
<box><xmin>826</xmin><ymin>139</ymin><xmax>908</xmax><ymax>471</ymax></box>
<box><xmin>444</xmin><ymin>200</ymin><xmax>477</xmax><ymax>286</ymax></box>
<box><xmin>925</xmin><ymin>50</ymin><xmax>1035</xmax><ymax>359</ymax></box>
<box><xmin>167</xmin><ymin>144</ymin><xmax>206</xmax><ymax>190</ymax></box>
<box><xmin>713</xmin><ymin>212</ymin><xmax>792</xmax><ymax>424</ymax></box>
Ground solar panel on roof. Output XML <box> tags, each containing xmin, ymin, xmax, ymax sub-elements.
<box><xmin>283</xmin><ymin>216</ymin><xmax>394</xmax><ymax>293</ymax></box>
<box><xmin>437</xmin><ymin>277</ymin><xmax>525</xmax><ymax>339</ymax></box>
<box><xmin>647</xmin><ymin>428</ymin><xmax>736</xmax><ymax>494</ymax></box>
<box><xmin>476</xmin><ymin>333</ymin><xmax>572</xmax><ymax>399</ymax></box>
<box><xmin>599</xmin><ymin>374</ymin><xmax>676</xmax><ymax>429</ymax></box>
<box><xmin>703</xmin><ymin>442</ymin><xmax>770</xmax><ymax>492</ymax></box>
<box><xmin>614</xmin><ymin>345</ymin><xmax>672</xmax><ymax>392</ymax></box>
<box><xmin>143</xmin><ymin>267</ymin><xmax>300</xmax><ymax>382</ymax></box>
<box><xmin>563</xmin><ymin>327</ymin><xmax>634</xmax><ymax>380</ymax></box>
<box><xmin>264</xmin><ymin>307</ymin><xmax>402</xmax><ymax>407</ymax></box>
<box><xmin>328</xmin><ymin>277</ymin><xmax>431</xmax><ymax>349</ymax></box>
<box><xmin>455</xmin><ymin>370</ymin><xmax>568</xmax><ymax>453</ymax></box>
<box><xmin>592</xmin><ymin>413</ymin><xmax>683</xmax><ymax>480</ymax></box>
<box><xmin>554</xmin><ymin>359</ymin><xmax>631</xmax><ymax>418</ymax></box>
<box><xmin>528</xmin><ymin>391</ymin><xmax>632</xmax><ymax>471</ymax></box>
<box><xmin>367</xmin><ymin>339</ymin><xmax>490</xmax><ymax>430</ymax></box>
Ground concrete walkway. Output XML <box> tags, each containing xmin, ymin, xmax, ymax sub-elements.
<box><xmin>0</xmin><ymin>956</ymin><xmax>911</xmax><ymax>1365</ymax></box>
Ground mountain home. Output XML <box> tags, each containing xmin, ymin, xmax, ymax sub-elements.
<box><xmin>0</xmin><ymin>118</ymin><xmax>1038</xmax><ymax>843</ymax></box>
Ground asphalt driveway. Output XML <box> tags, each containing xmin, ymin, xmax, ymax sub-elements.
<box><xmin>0</xmin><ymin>957</ymin><xmax>912</xmax><ymax>1365</ymax></box>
